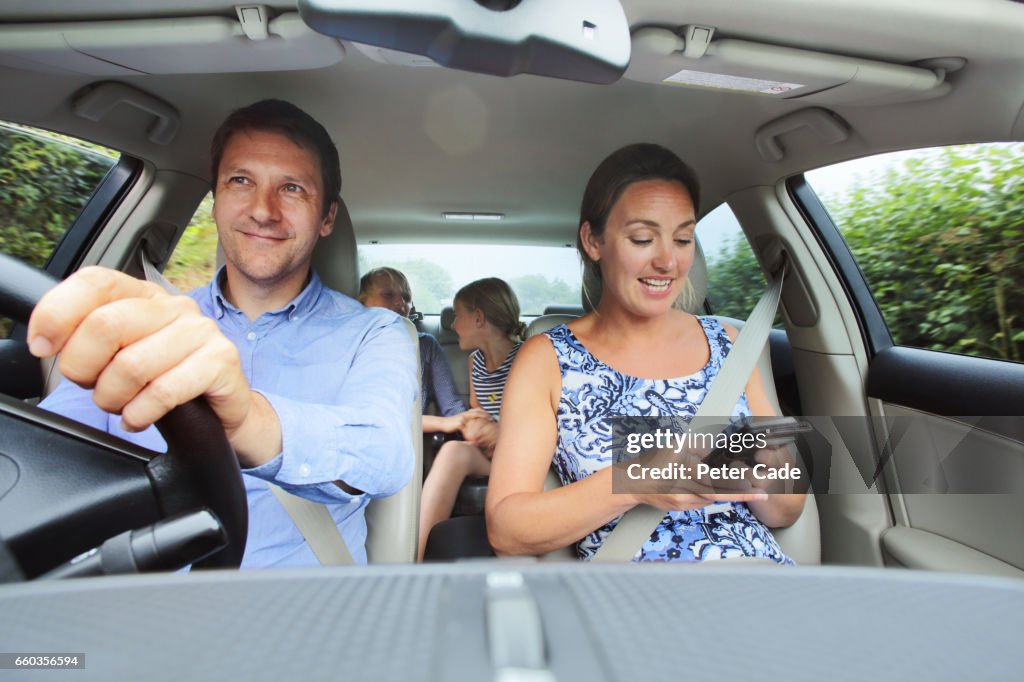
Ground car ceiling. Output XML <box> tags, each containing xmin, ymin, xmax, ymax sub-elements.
<box><xmin>1</xmin><ymin>0</ymin><xmax>1022</xmax><ymax>247</ymax></box>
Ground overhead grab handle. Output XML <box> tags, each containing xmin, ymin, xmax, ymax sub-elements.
<box><xmin>72</xmin><ymin>81</ymin><xmax>180</xmax><ymax>145</ymax></box>
<box><xmin>235</xmin><ymin>4</ymin><xmax>271</xmax><ymax>41</ymax></box>
<box><xmin>754</xmin><ymin>107</ymin><xmax>850</xmax><ymax>162</ymax></box>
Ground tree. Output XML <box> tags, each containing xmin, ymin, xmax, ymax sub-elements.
<box><xmin>825</xmin><ymin>145</ymin><xmax>1023</xmax><ymax>361</ymax></box>
<box><xmin>164</xmin><ymin>194</ymin><xmax>218</xmax><ymax>292</ymax></box>
<box><xmin>0</xmin><ymin>126</ymin><xmax>114</xmax><ymax>269</ymax></box>
<box><xmin>360</xmin><ymin>257</ymin><xmax>455</xmax><ymax>313</ymax></box>
<box><xmin>705</xmin><ymin>236</ymin><xmax>765</xmax><ymax>320</ymax></box>
<box><xmin>0</xmin><ymin>125</ymin><xmax>116</xmax><ymax>338</ymax></box>
<box><xmin>507</xmin><ymin>274</ymin><xmax>578</xmax><ymax>315</ymax></box>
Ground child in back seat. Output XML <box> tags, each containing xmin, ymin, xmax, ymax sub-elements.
<box><xmin>417</xmin><ymin>277</ymin><xmax>525</xmax><ymax>561</ymax></box>
<box><xmin>358</xmin><ymin>267</ymin><xmax>467</xmax><ymax>425</ymax></box>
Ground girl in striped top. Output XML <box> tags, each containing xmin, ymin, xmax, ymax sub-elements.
<box><xmin>419</xmin><ymin>277</ymin><xmax>525</xmax><ymax>560</ymax></box>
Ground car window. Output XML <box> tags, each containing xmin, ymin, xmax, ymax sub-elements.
<box><xmin>699</xmin><ymin>202</ymin><xmax>769</xmax><ymax>321</ymax></box>
<box><xmin>360</xmin><ymin>244</ymin><xmax>582</xmax><ymax>315</ymax></box>
<box><xmin>0</xmin><ymin>121</ymin><xmax>118</xmax><ymax>338</ymax></box>
<box><xmin>805</xmin><ymin>143</ymin><xmax>1024</xmax><ymax>362</ymax></box>
<box><xmin>164</xmin><ymin>192</ymin><xmax>218</xmax><ymax>292</ymax></box>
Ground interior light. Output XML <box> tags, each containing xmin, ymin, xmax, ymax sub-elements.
<box><xmin>442</xmin><ymin>212</ymin><xmax>506</xmax><ymax>221</ymax></box>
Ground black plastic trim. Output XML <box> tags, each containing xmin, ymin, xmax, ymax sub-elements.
<box><xmin>768</xmin><ymin>328</ymin><xmax>802</xmax><ymax>416</ymax></box>
<box><xmin>0</xmin><ymin>397</ymin><xmax>161</xmax><ymax>578</ymax></box>
<box><xmin>0</xmin><ymin>340</ymin><xmax>42</xmax><ymax>399</ymax></box>
<box><xmin>867</xmin><ymin>346</ymin><xmax>1024</xmax><ymax>417</ymax></box>
<box><xmin>787</xmin><ymin>175</ymin><xmax>892</xmax><ymax>357</ymax></box>
<box><xmin>46</xmin><ymin>156</ymin><xmax>142</xmax><ymax>278</ymax></box>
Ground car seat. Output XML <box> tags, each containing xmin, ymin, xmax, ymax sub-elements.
<box><xmin>311</xmin><ymin>200</ymin><xmax>423</xmax><ymax>564</ymax></box>
<box><xmin>436</xmin><ymin>305</ymin><xmax>472</xmax><ymax>408</ymax></box>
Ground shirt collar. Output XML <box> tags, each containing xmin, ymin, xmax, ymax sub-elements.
<box><xmin>208</xmin><ymin>266</ymin><xmax>325</xmax><ymax>321</ymax></box>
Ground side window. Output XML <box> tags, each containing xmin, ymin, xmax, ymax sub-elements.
<box><xmin>806</xmin><ymin>143</ymin><xmax>1024</xmax><ymax>362</ymax></box>
<box><xmin>698</xmin><ymin>203</ymin><xmax>767</xmax><ymax>320</ymax></box>
<box><xmin>164</xmin><ymin>193</ymin><xmax>219</xmax><ymax>292</ymax></box>
<box><xmin>0</xmin><ymin>122</ymin><xmax>118</xmax><ymax>338</ymax></box>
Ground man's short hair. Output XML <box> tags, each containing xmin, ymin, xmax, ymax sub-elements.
<box><xmin>209</xmin><ymin>99</ymin><xmax>341</xmax><ymax>219</ymax></box>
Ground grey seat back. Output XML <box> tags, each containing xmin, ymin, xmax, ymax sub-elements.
<box><xmin>312</xmin><ymin>200</ymin><xmax>422</xmax><ymax>564</ymax></box>
<box><xmin>437</xmin><ymin>305</ymin><xmax>472</xmax><ymax>408</ymax></box>
<box><xmin>525</xmin><ymin>313</ymin><xmax>577</xmax><ymax>339</ymax></box>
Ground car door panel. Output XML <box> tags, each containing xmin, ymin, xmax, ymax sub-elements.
<box><xmin>791</xmin><ymin>165</ymin><xmax>1024</xmax><ymax>577</ymax></box>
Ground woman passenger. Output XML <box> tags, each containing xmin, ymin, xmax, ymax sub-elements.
<box><xmin>486</xmin><ymin>143</ymin><xmax>804</xmax><ymax>563</ymax></box>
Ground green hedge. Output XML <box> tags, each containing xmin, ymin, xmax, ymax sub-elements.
<box><xmin>708</xmin><ymin>144</ymin><xmax>1023</xmax><ymax>361</ymax></box>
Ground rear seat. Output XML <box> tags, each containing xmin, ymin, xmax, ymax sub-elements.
<box><xmin>435</xmin><ymin>306</ymin><xmax>472</xmax><ymax>409</ymax></box>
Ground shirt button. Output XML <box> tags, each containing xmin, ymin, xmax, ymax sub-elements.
<box><xmin>298</xmin><ymin>464</ymin><xmax>311</xmax><ymax>477</ymax></box>
<box><xmin>348</xmin><ymin>498</ymin><xmax>360</xmax><ymax>505</ymax></box>
<box><xmin>246</xmin><ymin>331</ymin><xmax>257</xmax><ymax>341</ymax></box>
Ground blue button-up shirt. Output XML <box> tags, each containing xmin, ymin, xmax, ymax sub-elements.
<box><xmin>40</xmin><ymin>268</ymin><xmax>417</xmax><ymax>567</ymax></box>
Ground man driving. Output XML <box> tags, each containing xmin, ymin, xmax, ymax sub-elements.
<box><xmin>29</xmin><ymin>99</ymin><xmax>417</xmax><ymax>567</ymax></box>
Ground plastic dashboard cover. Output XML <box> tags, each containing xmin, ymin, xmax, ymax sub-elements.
<box><xmin>1</xmin><ymin>562</ymin><xmax>1022</xmax><ymax>680</ymax></box>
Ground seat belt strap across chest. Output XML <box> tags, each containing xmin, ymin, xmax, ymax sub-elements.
<box><xmin>591</xmin><ymin>263</ymin><xmax>787</xmax><ymax>562</ymax></box>
<box><xmin>267</xmin><ymin>484</ymin><xmax>354</xmax><ymax>566</ymax></box>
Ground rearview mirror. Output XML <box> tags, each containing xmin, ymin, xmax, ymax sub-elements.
<box><xmin>297</xmin><ymin>0</ymin><xmax>631</xmax><ymax>84</ymax></box>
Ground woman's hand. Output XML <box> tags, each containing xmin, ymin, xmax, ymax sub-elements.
<box><xmin>750</xmin><ymin>444</ymin><xmax>809</xmax><ymax>494</ymax></box>
<box><xmin>628</xmin><ymin>490</ymin><xmax>768</xmax><ymax>512</ymax></box>
<box><xmin>621</xmin><ymin>449</ymin><xmax>767</xmax><ymax>511</ymax></box>
<box><xmin>744</xmin><ymin>443</ymin><xmax>808</xmax><ymax>528</ymax></box>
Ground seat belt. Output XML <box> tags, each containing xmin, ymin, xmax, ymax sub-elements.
<box><xmin>267</xmin><ymin>484</ymin><xmax>354</xmax><ymax>565</ymax></box>
<box><xmin>592</xmin><ymin>262</ymin><xmax>787</xmax><ymax>562</ymax></box>
<box><xmin>138</xmin><ymin>248</ymin><xmax>354</xmax><ymax>566</ymax></box>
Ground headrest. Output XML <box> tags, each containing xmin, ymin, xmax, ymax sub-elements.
<box><xmin>311</xmin><ymin>199</ymin><xmax>359</xmax><ymax>297</ymax></box>
<box><xmin>440</xmin><ymin>305</ymin><xmax>456</xmax><ymax>331</ymax></box>
<box><xmin>526</xmin><ymin>314</ymin><xmax>576</xmax><ymax>339</ymax></box>
<box><xmin>543</xmin><ymin>304</ymin><xmax>584</xmax><ymax>316</ymax></box>
<box><xmin>581</xmin><ymin>237</ymin><xmax>707</xmax><ymax>314</ymax></box>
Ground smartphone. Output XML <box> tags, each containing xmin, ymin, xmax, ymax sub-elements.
<box><xmin>700</xmin><ymin>416</ymin><xmax>811</xmax><ymax>468</ymax></box>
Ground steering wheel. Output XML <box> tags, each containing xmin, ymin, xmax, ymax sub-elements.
<box><xmin>0</xmin><ymin>254</ymin><xmax>247</xmax><ymax>578</ymax></box>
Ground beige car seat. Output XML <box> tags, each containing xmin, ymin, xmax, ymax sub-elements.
<box><xmin>311</xmin><ymin>200</ymin><xmax>423</xmax><ymax>564</ymax></box>
<box><xmin>436</xmin><ymin>306</ymin><xmax>472</xmax><ymax>408</ymax></box>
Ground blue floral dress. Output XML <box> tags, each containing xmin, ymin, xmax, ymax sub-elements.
<box><xmin>544</xmin><ymin>319</ymin><xmax>793</xmax><ymax>564</ymax></box>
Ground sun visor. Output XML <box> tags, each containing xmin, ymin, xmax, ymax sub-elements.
<box><xmin>0</xmin><ymin>12</ymin><xmax>345</xmax><ymax>76</ymax></box>
<box><xmin>626</xmin><ymin>26</ymin><xmax>954</xmax><ymax>106</ymax></box>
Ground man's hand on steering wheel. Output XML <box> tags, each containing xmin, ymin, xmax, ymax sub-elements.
<box><xmin>27</xmin><ymin>266</ymin><xmax>280</xmax><ymax>468</ymax></box>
